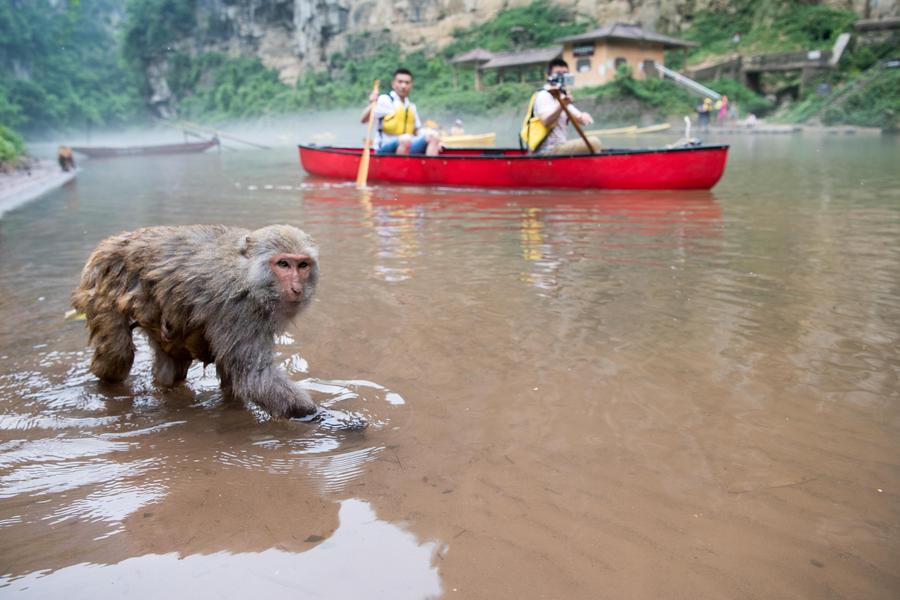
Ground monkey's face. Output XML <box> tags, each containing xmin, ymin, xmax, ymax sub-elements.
<box><xmin>270</xmin><ymin>253</ymin><xmax>317</xmax><ymax>305</ymax></box>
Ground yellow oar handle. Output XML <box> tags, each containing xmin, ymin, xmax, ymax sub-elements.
<box><xmin>356</xmin><ymin>79</ymin><xmax>380</xmax><ymax>189</ymax></box>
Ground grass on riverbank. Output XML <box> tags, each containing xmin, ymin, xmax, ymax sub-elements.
<box><xmin>775</xmin><ymin>66</ymin><xmax>900</xmax><ymax>130</ymax></box>
<box><xmin>0</xmin><ymin>125</ymin><xmax>26</xmax><ymax>167</ymax></box>
<box><xmin>668</xmin><ymin>0</ymin><xmax>857</xmax><ymax>67</ymax></box>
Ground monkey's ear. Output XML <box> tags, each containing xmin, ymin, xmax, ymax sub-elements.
<box><xmin>239</xmin><ymin>235</ymin><xmax>254</xmax><ymax>257</ymax></box>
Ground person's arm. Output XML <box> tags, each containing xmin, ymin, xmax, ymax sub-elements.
<box><xmin>566</xmin><ymin>102</ymin><xmax>594</xmax><ymax>126</ymax></box>
<box><xmin>360</xmin><ymin>90</ymin><xmax>380</xmax><ymax>124</ymax></box>
<box><xmin>544</xmin><ymin>88</ymin><xmax>593</xmax><ymax>126</ymax></box>
<box><xmin>536</xmin><ymin>90</ymin><xmax>565</xmax><ymax>127</ymax></box>
<box><xmin>412</xmin><ymin>104</ymin><xmax>422</xmax><ymax>136</ymax></box>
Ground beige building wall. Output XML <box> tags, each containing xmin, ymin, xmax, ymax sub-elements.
<box><xmin>563</xmin><ymin>41</ymin><xmax>667</xmax><ymax>88</ymax></box>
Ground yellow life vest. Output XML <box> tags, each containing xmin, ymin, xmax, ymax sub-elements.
<box><xmin>381</xmin><ymin>94</ymin><xmax>417</xmax><ymax>136</ymax></box>
<box><xmin>519</xmin><ymin>92</ymin><xmax>552</xmax><ymax>152</ymax></box>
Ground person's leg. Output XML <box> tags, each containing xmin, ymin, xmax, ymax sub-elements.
<box><xmin>396</xmin><ymin>134</ymin><xmax>414</xmax><ymax>155</ymax></box>
<box><xmin>408</xmin><ymin>135</ymin><xmax>429</xmax><ymax>155</ymax></box>
<box><xmin>376</xmin><ymin>139</ymin><xmax>399</xmax><ymax>155</ymax></box>
<box><xmin>425</xmin><ymin>134</ymin><xmax>441</xmax><ymax>156</ymax></box>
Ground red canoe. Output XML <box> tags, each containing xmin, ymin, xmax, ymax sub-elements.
<box><xmin>71</xmin><ymin>138</ymin><xmax>219</xmax><ymax>158</ymax></box>
<box><xmin>298</xmin><ymin>144</ymin><xmax>729</xmax><ymax>190</ymax></box>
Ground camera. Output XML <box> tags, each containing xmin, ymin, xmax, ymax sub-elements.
<box><xmin>547</xmin><ymin>72</ymin><xmax>575</xmax><ymax>90</ymax></box>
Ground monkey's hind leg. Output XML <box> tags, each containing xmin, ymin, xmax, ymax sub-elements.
<box><xmin>88</xmin><ymin>312</ymin><xmax>136</xmax><ymax>383</ymax></box>
<box><xmin>149</xmin><ymin>339</ymin><xmax>193</xmax><ymax>388</ymax></box>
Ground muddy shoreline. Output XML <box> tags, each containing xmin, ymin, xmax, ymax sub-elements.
<box><xmin>0</xmin><ymin>159</ymin><xmax>77</xmax><ymax>218</ymax></box>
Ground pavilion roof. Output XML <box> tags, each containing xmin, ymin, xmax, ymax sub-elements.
<box><xmin>480</xmin><ymin>45</ymin><xmax>563</xmax><ymax>70</ymax></box>
<box><xmin>449</xmin><ymin>48</ymin><xmax>494</xmax><ymax>64</ymax></box>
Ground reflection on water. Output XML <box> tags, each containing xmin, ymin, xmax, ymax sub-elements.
<box><xmin>1</xmin><ymin>499</ymin><xmax>442</xmax><ymax>599</ymax></box>
<box><xmin>0</xmin><ymin>332</ymin><xmax>405</xmax><ymax>581</ymax></box>
<box><xmin>0</xmin><ymin>134</ymin><xmax>898</xmax><ymax>598</ymax></box>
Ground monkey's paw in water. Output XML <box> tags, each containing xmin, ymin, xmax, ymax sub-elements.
<box><xmin>300</xmin><ymin>407</ymin><xmax>368</xmax><ymax>431</ymax></box>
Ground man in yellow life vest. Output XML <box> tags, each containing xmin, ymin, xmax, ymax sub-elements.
<box><xmin>360</xmin><ymin>68</ymin><xmax>441</xmax><ymax>156</ymax></box>
<box><xmin>520</xmin><ymin>58</ymin><xmax>595</xmax><ymax>154</ymax></box>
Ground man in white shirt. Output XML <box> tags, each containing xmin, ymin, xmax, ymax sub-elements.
<box><xmin>360</xmin><ymin>68</ymin><xmax>440</xmax><ymax>156</ymax></box>
<box><xmin>532</xmin><ymin>58</ymin><xmax>595</xmax><ymax>154</ymax></box>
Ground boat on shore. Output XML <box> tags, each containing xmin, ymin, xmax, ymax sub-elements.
<box><xmin>441</xmin><ymin>132</ymin><xmax>497</xmax><ymax>148</ymax></box>
<box><xmin>632</xmin><ymin>123</ymin><xmax>672</xmax><ymax>134</ymax></box>
<box><xmin>298</xmin><ymin>144</ymin><xmax>729</xmax><ymax>190</ymax></box>
<box><xmin>71</xmin><ymin>138</ymin><xmax>219</xmax><ymax>158</ymax></box>
<box><xmin>584</xmin><ymin>123</ymin><xmax>671</xmax><ymax>137</ymax></box>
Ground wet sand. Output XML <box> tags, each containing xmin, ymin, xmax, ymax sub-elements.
<box><xmin>0</xmin><ymin>160</ymin><xmax>77</xmax><ymax>218</ymax></box>
<box><xmin>0</xmin><ymin>135</ymin><xmax>898</xmax><ymax>598</ymax></box>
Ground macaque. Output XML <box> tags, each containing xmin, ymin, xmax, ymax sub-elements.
<box><xmin>57</xmin><ymin>146</ymin><xmax>75</xmax><ymax>172</ymax></box>
<box><xmin>72</xmin><ymin>224</ymin><xmax>320</xmax><ymax>418</ymax></box>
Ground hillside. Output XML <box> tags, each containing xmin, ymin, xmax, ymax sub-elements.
<box><xmin>0</xmin><ymin>0</ymin><xmax>896</xmax><ymax>136</ymax></box>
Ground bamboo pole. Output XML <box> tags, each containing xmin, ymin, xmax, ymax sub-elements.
<box><xmin>165</xmin><ymin>119</ymin><xmax>271</xmax><ymax>149</ymax></box>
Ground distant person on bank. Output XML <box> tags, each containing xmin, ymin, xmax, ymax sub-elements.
<box><xmin>360</xmin><ymin>68</ymin><xmax>440</xmax><ymax>156</ymax></box>
<box><xmin>520</xmin><ymin>58</ymin><xmax>597</xmax><ymax>155</ymax></box>
<box><xmin>697</xmin><ymin>97</ymin><xmax>713</xmax><ymax>131</ymax></box>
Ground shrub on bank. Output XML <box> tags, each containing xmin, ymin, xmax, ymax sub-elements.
<box><xmin>822</xmin><ymin>68</ymin><xmax>900</xmax><ymax>130</ymax></box>
<box><xmin>0</xmin><ymin>125</ymin><xmax>26</xmax><ymax>164</ymax></box>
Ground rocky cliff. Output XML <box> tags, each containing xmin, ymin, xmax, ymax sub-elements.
<box><xmin>172</xmin><ymin>0</ymin><xmax>897</xmax><ymax>85</ymax></box>
<box><xmin>141</xmin><ymin>0</ymin><xmax>897</xmax><ymax>115</ymax></box>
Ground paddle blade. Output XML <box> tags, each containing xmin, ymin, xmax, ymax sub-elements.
<box><xmin>355</xmin><ymin>150</ymin><xmax>371</xmax><ymax>188</ymax></box>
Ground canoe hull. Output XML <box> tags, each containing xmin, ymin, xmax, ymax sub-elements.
<box><xmin>298</xmin><ymin>144</ymin><xmax>728</xmax><ymax>190</ymax></box>
<box><xmin>71</xmin><ymin>139</ymin><xmax>218</xmax><ymax>158</ymax></box>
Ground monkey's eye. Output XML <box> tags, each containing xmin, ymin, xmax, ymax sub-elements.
<box><xmin>298</xmin><ymin>261</ymin><xmax>310</xmax><ymax>269</ymax></box>
<box><xmin>276</xmin><ymin>259</ymin><xmax>289</xmax><ymax>268</ymax></box>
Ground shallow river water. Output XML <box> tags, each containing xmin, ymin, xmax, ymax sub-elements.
<box><xmin>0</xmin><ymin>133</ymin><xmax>898</xmax><ymax>599</ymax></box>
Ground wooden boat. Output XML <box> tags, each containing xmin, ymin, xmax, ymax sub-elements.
<box><xmin>584</xmin><ymin>123</ymin><xmax>671</xmax><ymax>137</ymax></box>
<box><xmin>298</xmin><ymin>144</ymin><xmax>729</xmax><ymax>190</ymax></box>
<box><xmin>441</xmin><ymin>132</ymin><xmax>497</xmax><ymax>148</ymax></box>
<box><xmin>71</xmin><ymin>138</ymin><xmax>219</xmax><ymax>158</ymax></box>
<box><xmin>584</xmin><ymin>125</ymin><xmax>638</xmax><ymax>136</ymax></box>
<box><xmin>633</xmin><ymin>123</ymin><xmax>672</xmax><ymax>134</ymax></box>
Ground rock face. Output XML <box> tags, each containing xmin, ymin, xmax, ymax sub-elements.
<box><xmin>146</xmin><ymin>59</ymin><xmax>176</xmax><ymax>119</ymax></box>
<box><xmin>163</xmin><ymin>0</ymin><xmax>897</xmax><ymax>87</ymax></box>
<box><xmin>179</xmin><ymin>0</ymin><xmax>689</xmax><ymax>85</ymax></box>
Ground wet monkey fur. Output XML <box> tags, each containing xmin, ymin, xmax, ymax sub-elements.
<box><xmin>72</xmin><ymin>224</ymin><xmax>319</xmax><ymax>418</ymax></box>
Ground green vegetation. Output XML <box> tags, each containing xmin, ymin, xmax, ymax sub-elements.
<box><xmin>578</xmin><ymin>67</ymin><xmax>772</xmax><ymax>123</ymax></box>
<box><xmin>705</xmin><ymin>78</ymin><xmax>775</xmax><ymax>116</ymax></box>
<box><xmin>0</xmin><ymin>124</ymin><xmax>26</xmax><ymax>164</ymax></box>
<box><xmin>670</xmin><ymin>0</ymin><xmax>898</xmax><ymax>128</ymax></box>
<box><xmin>444</xmin><ymin>0</ymin><xmax>593</xmax><ymax>55</ymax></box>
<box><xmin>821</xmin><ymin>68</ymin><xmax>899</xmax><ymax>129</ymax></box>
<box><xmin>0</xmin><ymin>0</ymin><xmax>144</xmax><ymax>132</ymax></box>
<box><xmin>166</xmin><ymin>48</ymin><xmax>538</xmax><ymax>121</ymax></box>
<box><xmin>147</xmin><ymin>0</ymin><xmax>788</xmax><ymax>125</ymax></box>
<box><xmin>0</xmin><ymin>0</ymin><xmax>893</xmax><ymax>133</ymax></box>
<box><xmin>168</xmin><ymin>54</ymin><xmax>307</xmax><ymax>119</ymax></box>
<box><xmin>587</xmin><ymin>66</ymin><xmax>696</xmax><ymax>122</ymax></box>
<box><xmin>161</xmin><ymin>0</ymin><xmax>591</xmax><ymax>120</ymax></box>
<box><xmin>123</xmin><ymin>0</ymin><xmax>197</xmax><ymax>63</ymax></box>
<box><xmin>674</xmin><ymin>0</ymin><xmax>857</xmax><ymax>64</ymax></box>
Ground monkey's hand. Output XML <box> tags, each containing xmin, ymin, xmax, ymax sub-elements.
<box><xmin>229</xmin><ymin>365</ymin><xmax>318</xmax><ymax>419</ymax></box>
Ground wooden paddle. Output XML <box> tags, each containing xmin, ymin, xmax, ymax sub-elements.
<box><xmin>356</xmin><ymin>79</ymin><xmax>380</xmax><ymax>189</ymax></box>
<box><xmin>549</xmin><ymin>88</ymin><xmax>595</xmax><ymax>154</ymax></box>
